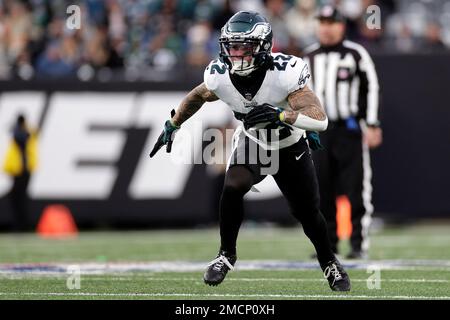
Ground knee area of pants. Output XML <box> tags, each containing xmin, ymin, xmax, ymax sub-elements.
<box><xmin>294</xmin><ymin>209</ymin><xmax>323</xmax><ymax>223</ymax></box>
<box><xmin>222</xmin><ymin>183</ymin><xmax>250</xmax><ymax>197</ymax></box>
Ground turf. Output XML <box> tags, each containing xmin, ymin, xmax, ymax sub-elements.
<box><xmin>0</xmin><ymin>222</ymin><xmax>449</xmax><ymax>300</ymax></box>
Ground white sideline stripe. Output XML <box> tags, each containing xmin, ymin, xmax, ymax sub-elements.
<box><xmin>138</xmin><ymin>278</ymin><xmax>450</xmax><ymax>283</ymax></box>
<box><xmin>1</xmin><ymin>276</ymin><xmax>449</xmax><ymax>284</ymax></box>
<box><xmin>1</xmin><ymin>260</ymin><xmax>450</xmax><ymax>274</ymax></box>
<box><xmin>0</xmin><ymin>292</ymin><xmax>449</xmax><ymax>300</ymax></box>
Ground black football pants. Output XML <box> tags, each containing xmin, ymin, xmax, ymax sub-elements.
<box><xmin>219</xmin><ymin>133</ymin><xmax>335</xmax><ymax>267</ymax></box>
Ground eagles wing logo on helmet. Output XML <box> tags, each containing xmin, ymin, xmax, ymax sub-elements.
<box><xmin>219</xmin><ymin>11</ymin><xmax>273</xmax><ymax>76</ymax></box>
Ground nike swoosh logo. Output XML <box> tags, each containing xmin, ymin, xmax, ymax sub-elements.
<box><xmin>295</xmin><ymin>151</ymin><xmax>306</xmax><ymax>161</ymax></box>
<box><xmin>290</xmin><ymin>61</ymin><xmax>297</xmax><ymax>67</ymax></box>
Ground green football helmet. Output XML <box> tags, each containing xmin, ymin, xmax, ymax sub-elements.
<box><xmin>219</xmin><ymin>11</ymin><xmax>273</xmax><ymax>76</ymax></box>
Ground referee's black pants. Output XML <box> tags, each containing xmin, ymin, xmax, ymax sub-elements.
<box><xmin>312</xmin><ymin>123</ymin><xmax>373</xmax><ymax>254</ymax></box>
<box><xmin>9</xmin><ymin>171</ymin><xmax>31</xmax><ymax>232</ymax></box>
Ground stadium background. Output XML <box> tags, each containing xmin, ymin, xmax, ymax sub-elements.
<box><xmin>0</xmin><ymin>0</ymin><xmax>450</xmax><ymax>230</ymax></box>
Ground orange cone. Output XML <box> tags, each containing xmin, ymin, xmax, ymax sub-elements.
<box><xmin>36</xmin><ymin>204</ymin><xmax>78</xmax><ymax>238</ymax></box>
<box><xmin>336</xmin><ymin>195</ymin><xmax>352</xmax><ymax>240</ymax></box>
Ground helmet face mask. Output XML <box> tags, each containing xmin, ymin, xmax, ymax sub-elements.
<box><xmin>219</xmin><ymin>11</ymin><xmax>273</xmax><ymax>76</ymax></box>
<box><xmin>221</xmin><ymin>40</ymin><xmax>260</xmax><ymax>75</ymax></box>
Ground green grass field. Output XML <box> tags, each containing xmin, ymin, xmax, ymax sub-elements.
<box><xmin>0</xmin><ymin>222</ymin><xmax>449</xmax><ymax>300</ymax></box>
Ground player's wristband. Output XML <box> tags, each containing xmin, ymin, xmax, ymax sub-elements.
<box><xmin>279</xmin><ymin>111</ymin><xmax>286</xmax><ymax>122</ymax></box>
<box><xmin>293</xmin><ymin>113</ymin><xmax>328</xmax><ymax>132</ymax></box>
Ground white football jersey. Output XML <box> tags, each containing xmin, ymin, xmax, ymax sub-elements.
<box><xmin>204</xmin><ymin>52</ymin><xmax>311</xmax><ymax>149</ymax></box>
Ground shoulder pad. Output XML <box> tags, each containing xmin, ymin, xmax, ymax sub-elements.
<box><xmin>277</xmin><ymin>55</ymin><xmax>311</xmax><ymax>94</ymax></box>
<box><xmin>204</xmin><ymin>59</ymin><xmax>227</xmax><ymax>92</ymax></box>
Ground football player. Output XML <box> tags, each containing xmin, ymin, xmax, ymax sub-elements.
<box><xmin>150</xmin><ymin>11</ymin><xmax>351</xmax><ymax>291</ymax></box>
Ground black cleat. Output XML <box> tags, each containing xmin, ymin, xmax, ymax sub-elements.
<box><xmin>322</xmin><ymin>259</ymin><xmax>351</xmax><ymax>291</ymax></box>
<box><xmin>203</xmin><ymin>250</ymin><xmax>237</xmax><ymax>286</ymax></box>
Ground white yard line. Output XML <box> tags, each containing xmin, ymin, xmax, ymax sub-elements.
<box><xmin>144</xmin><ymin>277</ymin><xmax>450</xmax><ymax>283</ymax></box>
<box><xmin>0</xmin><ymin>292</ymin><xmax>448</xmax><ymax>300</ymax></box>
<box><xmin>1</xmin><ymin>275</ymin><xmax>449</xmax><ymax>284</ymax></box>
<box><xmin>1</xmin><ymin>260</ymin><xmax>450</xmax><ymax>275</ymax></box>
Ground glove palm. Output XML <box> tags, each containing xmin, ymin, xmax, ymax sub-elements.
<box><xmin>243</xmin><ymin>103</ymin><xmax>283</xmax><ymax>130</ymax></box>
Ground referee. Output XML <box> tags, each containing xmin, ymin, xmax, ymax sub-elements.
<box><xmin>304</xmin><ymin>6</ymin><xmax>382</xmax><ymax>259</ymax></box>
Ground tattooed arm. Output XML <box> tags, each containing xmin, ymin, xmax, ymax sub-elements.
<box><xmin>149</xmin><ymin>82</ymin><xmax>219</xmax><ymax>157</ymax></box>
<box><xmin>281</xmin><ymin>86</ymin><xmax>328</xmax><ymax>132</ymax></box>
<box><xmin>171</xmin><ymin>83</ymin><xmax>219</xmax><ymax>126</ymax></box>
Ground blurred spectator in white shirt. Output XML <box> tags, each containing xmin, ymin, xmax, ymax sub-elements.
<box><xmin>285</xmin><ymin>0</ymin><xmax>318</xmax><ymax>50</ymax></box>
<box><xmin>264</xmin><ymin>0</ymin><xmax>290</xmax><ymax>52</ymax></box>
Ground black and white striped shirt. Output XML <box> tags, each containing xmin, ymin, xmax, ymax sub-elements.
<box><xmin>304</xmin><ymin>40</ymin><xmax>380</xmax><ymax>127</ymax></box>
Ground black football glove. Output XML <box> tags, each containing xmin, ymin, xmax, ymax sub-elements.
<box><xmin>149</xmin><ymin>109</ymin><xmax>179</xmax><ymax>158</ymax></box>
<box><xmin>243</xmin><ymin>103</ymin><xmax>283</xmax><ymax>130</ymax></box>
<box><xmin>306</xmin><ymin>131</ymin><xmax>324</xmax><ymax>151</ymax></box>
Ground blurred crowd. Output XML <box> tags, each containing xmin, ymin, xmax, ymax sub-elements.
<box><xmin>0</xmin><ymin>0</ymin><xmax>449</xmax><ymax>81</ymax></box>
